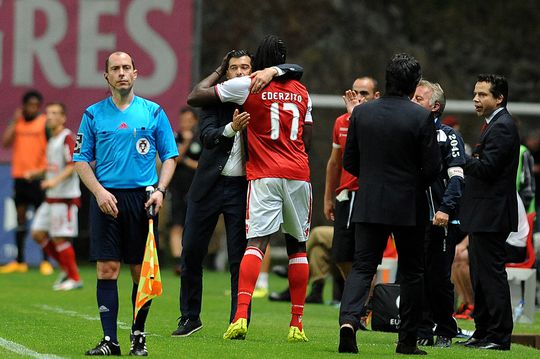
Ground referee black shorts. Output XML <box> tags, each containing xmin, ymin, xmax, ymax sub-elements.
<box><xmin>331</xmin><ymin>192</ymin><xmax>356</xmax><ymax>263</ymax></box>
<box><xmin>89</xmin><ymin>188</ymin><xmax>159</xmax><ymax>264</ymax></box>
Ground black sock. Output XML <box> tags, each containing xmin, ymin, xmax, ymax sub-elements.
<box><xmin>15</xmin><ymin>229</ymin><xmax>25</xmax><ymax>263</ymax></box>
<box><xmin>97</xmin><ymin>279</ymin><xmax>119</xmax><ymax>342</ymax></box>
<box><xmin>131</xmin><ymin>283</ymin><xmax>152</xmax><ymax>333</ymax></box>
<box><xmin>42</xmin><ymin>249</ymin><xmax>49</xmax><ymax>262</ymax></box>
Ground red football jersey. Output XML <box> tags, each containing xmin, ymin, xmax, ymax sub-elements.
<box><xmin>333</xmin><ymin>113</ymin><xmax>359</xmax><ymax>193</ymax></box>
<box><xmin>243</xmin><ymin>80</ymin><xmax>312</xmax><ymax>181</ymax></box>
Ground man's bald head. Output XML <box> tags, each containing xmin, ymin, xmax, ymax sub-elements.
<box><xmin>352</xmin><ymin>76</ymin><xmax>380</xmax><ymax>101</ymax></box>
<box><xmin>105</xmin><ymin>51</ymin><xmax>135</xmax><ymax>72</ymax></box>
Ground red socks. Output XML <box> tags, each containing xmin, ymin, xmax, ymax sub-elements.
<box><xmin>55</xmin><ymin>241</ymin><xmax>80</xmax><ymax>281</ymax></box>
<box><xmin>234</xmin><ymin>246</ymin><xmax>264</xmax><ymax>322</ymax></box>
<box><xmin>288</xmin><ymin>253</ymin><xmax>309</xmax><ymax>330</ymax></box>
<box><xmin>233</xmin><ymin>247</ymin><xmax>309</xmax><ymax>331</ymax></box>
<box><xmin>42</xmin><ymin>240</ymin><xmax>60</xmax><ymax>263</ymax></box>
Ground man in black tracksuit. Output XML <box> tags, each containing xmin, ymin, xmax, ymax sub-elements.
<box><xmin>412</xmin><ymin>80</ymin><xmax>466</xmax><ymax>347</ymax></box>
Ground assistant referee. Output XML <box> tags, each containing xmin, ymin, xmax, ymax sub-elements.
<box><xmin>73</xmin><ymin>51</ymin><xmax>178</xmax><ymax>356</ymax></box>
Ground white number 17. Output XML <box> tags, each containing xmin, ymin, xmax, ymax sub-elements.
<box><xmin>270</xmin><ymin>102</ymin><xmax>299</xmax><ymax>140</ymax></box>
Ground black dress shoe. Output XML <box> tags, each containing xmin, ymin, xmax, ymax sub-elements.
<box><xmin>456</xmin><ymin>337</ymin><xmax>483</xmax><ymax>347</ymax></box>
<box><xmin>171</xmin><ymin>317</ymin><xmax>203</xmax><ymax>337</ymax></box>
<box><xmin>395</xmin><ymin>343</ymin><xmax>427</xmax><ymax>355</ymax></box>
<box><xmin>338</xmin><ymin>326</ymin><xmax>358</xmax><ymax>353</ymax></box>
<box><xmin>476</xmin><ymin>341</ymin><xmax>510</xmax><ymax>350</ymax></box>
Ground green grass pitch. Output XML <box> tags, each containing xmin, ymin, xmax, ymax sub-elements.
<box><xmin>0</xmin><ymin>265</ymin><xmax>538</xmax><ymax>358</ymax></box>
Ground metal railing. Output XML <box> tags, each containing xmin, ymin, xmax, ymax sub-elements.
<box><xmin>310</xmin><ymin>95</ymin><xmax>540</xmax><ymax>116</ymax></box>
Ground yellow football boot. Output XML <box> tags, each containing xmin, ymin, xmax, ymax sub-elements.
<box><xmin>288</xmin><ymin>326</ymin><xmax>308</xmax><ymax>342</ymax></box>
<box><xmin>223</xmin><ymin>318</ymin><xmax>248</xmax><ymax>340</ymax></box>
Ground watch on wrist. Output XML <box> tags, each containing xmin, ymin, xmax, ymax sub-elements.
<box><xmin>156</xmin><ymin>187</ymin><xmax>167</xmax><ymax>197</ymax></box>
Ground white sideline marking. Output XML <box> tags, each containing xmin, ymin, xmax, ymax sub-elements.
<box><xmin>0</xmin><ymin>337</ymin><xmax>65</xmax><ymax>358</ymax></box>
<box><xmin>36</xmin><ymin>304</ymin><xmax>131</xmax><ymax>330</ymax></box>
<box><xmin>35</xmin><ymin>305</ymin><xmax>160</xmax><ymax>336</ymax></box>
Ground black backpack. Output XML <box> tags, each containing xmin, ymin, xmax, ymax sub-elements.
<box><xmin>371</xmin><ymin>283</ymin><xmax>400</xmax><ymax>332</ymax></box>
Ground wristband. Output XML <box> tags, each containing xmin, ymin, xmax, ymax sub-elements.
<box><xmin>156</xmin><ymin>187</ymin><xmax>167</xmax><ymax>197</ymax></box>
<box><xmin>214</xmin><ymin>70</ymin><xmax>222</xmax><ymax>77</ymax></box>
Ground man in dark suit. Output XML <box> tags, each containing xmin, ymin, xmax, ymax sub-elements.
<box><xmin>458</xmin><ymin>74</ymin><xmax>519</xmax><ymax>351</ymax></box>
<box><xmin>338</xmin><ymin>53</ymin><xmax>441</xmax><ymax>355</ymax></box>
<box><xmin>171</xmin><ymin>50</ymin><xmax>303</xmax><ymax>337</ymax></box>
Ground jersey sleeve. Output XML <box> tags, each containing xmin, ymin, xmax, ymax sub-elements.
<box><xmin>64</xmin><ymin>135</ymin><xmax>76</xmax><ymax>164</ymax></box>
<box><xmin>155</xmin><ymin>108</ymin><xmax>179</xmax><ymax>162</ymax></box>
<box><xmin>332</xmin><ymin>116</ymin><xmax>340</xmax><ymax>148</ymax></box>
<box><xmin>215</xmin><ymin>76</ymin><xmax>251</xmax><ymax>105</ymax></box>
<box><xmin>73</xmin><ymin>111</ymin><xmax>96</xmax><ymax>162</ymax></box>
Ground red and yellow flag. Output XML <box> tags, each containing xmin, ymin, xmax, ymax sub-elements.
<box><xmin>134</xmin><ymin>219</ymin><xmax>162</xmax><ymax>321</ymax></box>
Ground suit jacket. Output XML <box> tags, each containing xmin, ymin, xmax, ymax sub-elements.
<box><xmin>187</xmin><ymin>64</ymin><xmax>304</xmax><ymax>202</ymax></box>
<box><xmin>187</xmin><ymin>103</ymin><xmax>238</xmax><ymax>202</ymax></box>
<box><xmin>343</xmin><ymin>95</ymin><xmax>441</xmax><ymax>226</ymax></box>
<box><xmin>459</xmin><ymin>108</ymin><xmax>519</xmax><ymax>233</ymax></box>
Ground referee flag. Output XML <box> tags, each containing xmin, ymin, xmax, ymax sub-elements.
<box><xmin>134</xmin><ymin>218</ymin><xmax>162</xmax><ymax>321</ymax></box>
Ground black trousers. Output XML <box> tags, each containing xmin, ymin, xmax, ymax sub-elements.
<box><xmin>179</xmin><ymin>176</ymin><xmax>247</xmax><ymax>322</ymax></box>
<box><xmin>339</xmin><ymin>222</ymin><xmax>425</xmax><ymax>346</ymax></box>
<box><xmin>469</xmin><ymin>231</ymin><xmax>513</xmax><ymax>345</ymax></box>
<box><xmin>418</xmin><ymin>224</ymin><xmax>460</xmax><ymax>339</ymax></box>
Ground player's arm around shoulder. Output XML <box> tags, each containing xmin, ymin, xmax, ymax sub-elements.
<box><xmin>249</xmin><ymin>64</ymin><xmax>304</xmax><ymax>93</ymax></box>
<box><xmin>215</xmin><ymin>76</ymin><xmax>251</xmax><ymax>105</ymax></box>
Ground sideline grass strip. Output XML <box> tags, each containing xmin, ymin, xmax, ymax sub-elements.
<box><xmin>0</xmin><ymin>265</ymin><xmax>538</xmax><ymax>358</ymax></box>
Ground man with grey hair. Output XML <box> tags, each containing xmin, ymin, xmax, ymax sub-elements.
<box><xmin>412</xmin><ymin>79</ymin><xmax>466</xmax><ymax>347</ymax></box>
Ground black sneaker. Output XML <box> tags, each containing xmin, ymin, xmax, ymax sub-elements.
<box><xmin>129</xmin><ymin>331</ymin><xmax>148</xmax><ymax>356</ymax></box>
<box><xmin>434</xmin><ymin>335</ymin><xmax>452</xmax><ymax>348</ymax></box>
<box><xmin>171</xmin><ymin>317</ymin><xmax>203</xmax><ymax>337</ymax></box>
<box><xmin>85</xmin><ymin>337</ymin><xmax>121</xmax><ymax>356</ymax></box>
<box><xmin>417</xmin><ymin>336</ymin><xmax>434</xmax><ymax>346</ymax></box>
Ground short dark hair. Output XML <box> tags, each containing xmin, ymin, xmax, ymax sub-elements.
<box><xmin>22</xmin><ymin>90</ymin><xmax>43</xmax><ymax>104</ymax></box>
<box><xmin>45</xmin><ymin>102</ymin><xmax>66</xmax><ymax>115</ymax></box>
<box><xmin>252</xmin><ymin>35</ymin><xmax>287</xmax><ymax>71</ymax></box>
<box><xmin>385</xmin><ymin>53</ymin><xmax>422</xmax><ymax>97</ymax></box>
<box><xmin>104</xmin><ymin>52</ymin><xmax>136</xmax><ymax>72</ymax></box>
<box><xmin>227</xmin><ymin>49</ymin><xmax>253</xmax><ymax>65</ymax></box>
<box><xmin>477</xmin><ymin>74</ymin><xmax>508</xmax><ymax>106</ymax></box>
